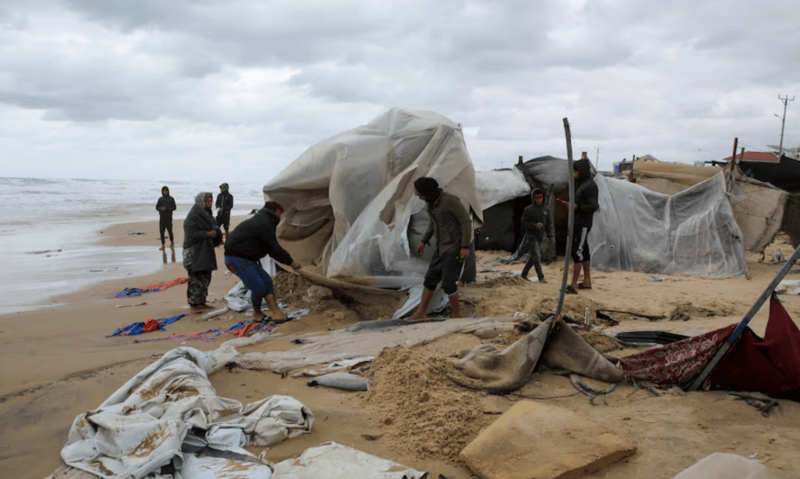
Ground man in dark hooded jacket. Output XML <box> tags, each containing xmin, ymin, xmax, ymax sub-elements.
<box><xmin>155</xmin><ymin>186</ymin><xmax>177</xmax><ymax>250</ymax></box>
<box><xmin>520</xmin><ymin>188</ymin><xmax>555</xmax><ymax>282</ymax></box>
<box><xmin>216</xmin><ymin>183</ymin><xmax>234</xmax><ymax>242</ymax></box>
<box><xmin>407</xmin><ymin>177</ymin><xmax>472</xmax><ymax>321</ymax></box>
<box><xmin>224</xmin><ymin>201</ymin><xmax>301</xmax><ymax>322</ymax></box>
<box><xmin>183</xmin><ymin>192</ymin><xmax>223</xmax><ymax>313</ymax></box>
<box><xmin>567</xmin><ymin>153</ymin><xmax>600</xmax><ymax>294</ymax></box>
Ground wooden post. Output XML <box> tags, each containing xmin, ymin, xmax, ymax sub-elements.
<box><xmin>731</xmin><ymin>137</ymin><xmax>738</xmax><ymax>165</ymax></box>
<box><xmin>555</xmin><ymin>119</ymin><xmax>575</xmax><ymax>319</ymax></box>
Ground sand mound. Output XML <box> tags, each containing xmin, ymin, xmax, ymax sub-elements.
<box><xmin>362</xmin><ymin>346</ymin><xmax>492</xmax><ymax>465</ymax></box>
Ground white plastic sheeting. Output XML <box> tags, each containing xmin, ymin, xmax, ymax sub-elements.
<box><xmin>474</xmin><ymin>167</ymin><xmax>531</xmax><ymax>211</ymax></box>
<box><xmin>61</xmin><ymin>347</ymin><xmax>313</xmax><ymax>479</ymax></box>
<box><xmin>590</xmin><ymin>172</ymin><xmax>747</xmax><ymax>278</ymax></box>
<box><xmin>271</xmin><ymin>442</ymin><xmax>428</xmax><ymax>479</ymax></box>
<box><xmin>263</xmin><ymin>108</ymin><xmax>481</xmax><ymax>289</ymax></box>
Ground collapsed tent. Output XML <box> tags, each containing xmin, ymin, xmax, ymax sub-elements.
<box><xmin>619</xmin><ymin>295</ymin><xmax>800</xmax><ymax>400</ymax></box>
<box><xmin>263</xmin><ymin>108</ymin><xmax>482</xmax><ymax>289</ymax></box>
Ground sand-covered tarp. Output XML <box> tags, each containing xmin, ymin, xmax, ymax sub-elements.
<box><xmin>61</xmin><ymin>347</ymin><xmax>312</xmax><ymax>479</ymax></box>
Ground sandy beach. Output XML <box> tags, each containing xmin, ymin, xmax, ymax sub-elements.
<box><xmin>2</xmin><ymin>215</ymin><xmax>800</xmax><ymax>479</ymax></box>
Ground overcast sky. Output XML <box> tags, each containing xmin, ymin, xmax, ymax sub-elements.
<box><xmin>2</xmin><ymin>0</ymin><xmax>799</xmax><ymax>183</ymax></box>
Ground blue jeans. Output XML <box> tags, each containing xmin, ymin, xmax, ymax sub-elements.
<box><xmin>224</xmin><ymin>256</ymin><xmax>273</xmax><ymax>310</ymax></box>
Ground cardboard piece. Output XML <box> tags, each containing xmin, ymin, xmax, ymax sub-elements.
<box><xmin>460</xmin><ymin>400</ymin><xmax>635</xmax><ymax>479</ymax></box>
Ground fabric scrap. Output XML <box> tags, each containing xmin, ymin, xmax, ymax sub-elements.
<box><xmin>113</xmin><ymin>277</ymin><xmax>188</xmax><ymax>298</ymax></box>
<box><xmin>108</xmin><ymin>314</ymin><xmax>185</xmax><ymax>337</ymax></box>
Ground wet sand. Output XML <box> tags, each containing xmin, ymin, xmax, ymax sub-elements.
<box><xmin>2</xmin><ymin>216</ymin><xmax>800</xmax><ymax>479</ymax></box>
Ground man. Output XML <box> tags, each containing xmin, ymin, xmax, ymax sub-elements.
<box><xmin>183</xmin><ymin>192</ymin><xmax>223</xmax><ymax>313</ymax></box>
<box><xmin>155</xmin><ymin>186</ymin><xmax>177</xmax><ymax>250</ymax></box>
<box><xmin>566</xmin><ymin>153</ymin><xmax>599</xmax><ymax>294</ymax></box>
<box><xmin>407</xmin><ymin>177</ymin><xmax>472</xmax><ymax>321</ymax></box>
<box><xmin>520</xmin><ymin>188</ymin><xmax>555</xmax><ymax>282</ymax></box>
<box><xmin>224</xmin><ymin>201</ymin><xmax>301</xmax><ymax>322</ymax></box>
<box><xmin>216</xmin><ymin>183</ymin><xmax>234</xmax><ymax>242</ymax></box>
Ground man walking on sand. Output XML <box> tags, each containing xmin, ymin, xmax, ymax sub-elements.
<box><xmin>406</xmin><ymin>177</ymin><xmax>472</xmax><ymax>321</ymax></box>
<box><xmin>224</xmin><ymin>201</ymin><xmax>301</xmax><ymax>322</ymax></box>
<box><xmin>216</xmin><ymin>183</ymin><xmax>234</xmax><ymax>242</ymax></box>
<box><xmin>156</xmin><ymin>186</ymin><xmax>177</xmax><ymax>250</ymax></box>
<box><xmin>521</xmin><ymin>188</ymin><xmax>555</xmax><ymax>282</ymax></box>
<box><xmin>566</xmin><ymin>153</ymin><xmax>599</xmax><ymax>295</ymax></box>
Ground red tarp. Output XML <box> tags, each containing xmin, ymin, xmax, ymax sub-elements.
<box><xmin>711</xmin><ymin>295</ymin><xmax>800</xmax><ymax>400</ymax></box>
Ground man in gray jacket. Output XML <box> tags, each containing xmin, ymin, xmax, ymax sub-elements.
<box><xmin>407</xmin><ymin>177</ymin><xmax>472</xmax><ymax>321</ymax></box>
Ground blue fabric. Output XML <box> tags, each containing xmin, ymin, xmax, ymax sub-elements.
<box><xmin>108</xmin><ymin>314</ymin><xmax>185</xmax><ymax>337</ymax></box>
<box><xmin>224</xmin><ymin>256</ymin><xmax>274</xmax><ymax>309</ymax></box>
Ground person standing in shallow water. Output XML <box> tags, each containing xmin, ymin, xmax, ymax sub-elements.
<box><xmin>224</xmin><ymin>201</ymin><xmax>302</xmax><ymax>322</ymax></box>
<box><xmin>520</xmin><ymin>188</ymin><xmax>555</xmax><ymax>282</ymax></box>
<box><xmin>183</xmin><ymin>192</ymin><xmax>222</xmax><ymax>313</ymax></box>
<box><xmin>406</xmin><ymin>177</ymin><xmax>472</xmax><ymax>321</ymax></box>
<box><xmin>155</xmin><ymin>186</ymin><xmax>177</xmax><ymax>250</ymax></box>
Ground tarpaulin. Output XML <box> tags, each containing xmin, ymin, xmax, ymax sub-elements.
<box><xmin>619</xmin><ymin>324</ymin><xmax>735</xmax><ymax>386</ymax></box>
<box><xmin>711</xmin><ymin>295</ymin><xmax>800</xmax><ymax>400</ymax></box>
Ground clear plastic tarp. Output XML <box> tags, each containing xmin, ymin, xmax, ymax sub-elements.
<box><xmin>590</xmin><ymin>172</ymin><xmax>747</xmax><ymax>278</ymax></box>
<box><xmin>264</xmin><ymin>109</ymin><xmax>482</xmax><ymax>289</ymax></box>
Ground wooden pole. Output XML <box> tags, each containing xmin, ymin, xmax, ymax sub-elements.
<box><xmin>731</xmin><ymin>137</ymin><xmax>738</xmax><ymax>165</ymax></box>
<box><xmin>555</xmin><ymin>119</ymin><xmax>575</xmax><ymax>319</ymax></box>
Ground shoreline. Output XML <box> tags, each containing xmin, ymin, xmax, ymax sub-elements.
<box><xmin>2</xmin><ymin>215</ymin><xmax>800</xmax><ymax>479</ymax></box>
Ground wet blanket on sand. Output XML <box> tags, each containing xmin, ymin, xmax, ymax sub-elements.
<box><xmin>112</xmin><ymin>277</ymin><xmax>188</xmax><ymax>298</ymax></box>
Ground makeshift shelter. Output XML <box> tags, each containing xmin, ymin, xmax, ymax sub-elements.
<box><xmin>633</xmin><ymin>158</ymin><xmax>788</xmax><ymax>253</ymax></box>
<box><xmin>263</xmin><ymin>108</ymin><xmax>482</xmax><ymax>290</ymax></box>
<box><xmin>480</xmin><ymin>156</ymin><xmax>751</xmax><ymax>278</ymax></box>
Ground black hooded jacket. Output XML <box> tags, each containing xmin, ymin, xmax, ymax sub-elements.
<box><xmin>573</xmin><ymin>158</ymin><xmax>599</xmax><ymax>229</ymax></box>
<box><xmin>224</xmin><ymin>207</ymin><xmax>293</xmax><ymax>265</ymax></box>
<box><xmin>156</xmin><ymin>188</ymin><xmax>177</xmax><ymax>219</ymax></box>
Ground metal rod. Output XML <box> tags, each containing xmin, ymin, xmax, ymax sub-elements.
<box><xmin>686</xmin><ymin>243</ymin><xmax>800</xmax><ymax>391</ymax></box>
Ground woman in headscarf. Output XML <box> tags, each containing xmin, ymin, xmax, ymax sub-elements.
<box><xmin>183</xmin><ymin>192</ymin><xmax>223</xmax><ymax>313</ymax></box>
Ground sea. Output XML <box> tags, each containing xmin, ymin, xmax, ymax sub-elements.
<box><xmin>0</xmin><ymin>177</ymin><xmax>268</xmax><ymax>315</ymax></box>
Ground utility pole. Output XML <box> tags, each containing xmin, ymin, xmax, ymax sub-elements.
<box><xmin>777</xmin><ymin>94</ymin><xmax>795</xmax><ymax>156</ymax></box>
<box><xmin>594</xmin><ymin>146</ymin><xmax>602</xmax><ymax>170</ymax></box>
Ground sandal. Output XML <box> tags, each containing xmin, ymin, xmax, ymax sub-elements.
<box><xmin>578</xmin><ymin>283</ymin><xmax>592</xmax><ymax>289</ymax></box>
<box><xmin>564</xmin><ymin>285</ymin><xmax>578</xmax><ymax>295</ymax></box>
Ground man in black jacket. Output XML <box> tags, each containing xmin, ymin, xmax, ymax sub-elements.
<box><xmin>224</xmin><ymin>201</ymin><xmax>301</xmax><ymax>322</ymax></box>
<box><xmin>216</xmin><ymin>183</ymin><xmax>234</xmax><ymax>242</ymax></box>
<box><xmin>567</xmin><ymin>154</ymin><xmax>600</xmax><ymax>294</ymax></box>
<box><xmin>155</xmin><ymin>186</ymin><xmax>177</xmax><ymax>250</ymax></box>
<box><xmin>520</xmin><ymin>188</ymin><xmax>555</xmax><ymax>282</ymax></box>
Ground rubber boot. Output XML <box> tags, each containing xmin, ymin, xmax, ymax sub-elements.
<box><xmin>449</xmin><ymin>293</ymin><xmax>461</xmax><ymax>319</ymax></box>
<box><xmin>408</xmin><ymin>288</ymin><xmax>434</xmax><ymax>320</ymax></box>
